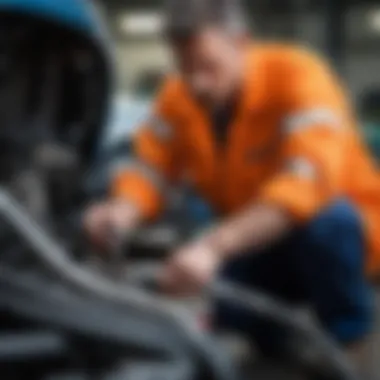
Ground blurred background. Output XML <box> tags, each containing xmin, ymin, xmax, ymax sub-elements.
<box><xmin>96</xmin><ymin>0</ymin><xmax>380</xmax><ymax>152</ymax></box>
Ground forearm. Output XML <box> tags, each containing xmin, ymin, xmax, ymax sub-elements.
<box><xmin>202</xmin><ymin>203</ymin><xmax>294</xmax><ymax>259</ymax></box>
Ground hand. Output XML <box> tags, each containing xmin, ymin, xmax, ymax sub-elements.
<box><xmin>159</xmin><ymin>240</ymin><xmax>222</xmax><ymax>296</ymax></box>
<box><xmin>83</xmin><ymin>199</ymin><xmax>141</xmax><ymax>251</ymax></box>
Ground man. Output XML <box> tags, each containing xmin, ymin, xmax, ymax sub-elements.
<box><xmin>85</xmin><ymin>0</ymin><xmax>380</xmax><ymax>361</ymax></box>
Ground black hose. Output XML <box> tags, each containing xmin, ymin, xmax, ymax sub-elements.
<box><xmin>0</xmin><ymin>331</ymin><xmax>67</xmax><ymax>362</ymax></box>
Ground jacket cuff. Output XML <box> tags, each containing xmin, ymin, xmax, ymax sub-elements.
<box><xmin>111</xmin><ymin>172</ymin><xmax>163</xmax><ymax>220</ymax></box>
<box><xmin>258</xmin><ymin>175</ymin><xmax>325</xmax><ymax>221</ymax></box>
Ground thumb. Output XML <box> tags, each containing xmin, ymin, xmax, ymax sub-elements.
<box><xmin>157</xmin><ymin>263</ymin><xmax>178</xmax><ymax>293</ymax></box>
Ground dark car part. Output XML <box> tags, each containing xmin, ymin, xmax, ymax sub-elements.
<box><xmin>0</xmin><ymin>1</ymin><xmax>112</xmax><ymax>230</ymax></box>
<box><xmin>0</xmin><ymin>0</ymin><xmax>116</xmax><ymax>272</ymax></box>
<box><xmin>0</xmin><ymin>188</ymin><xmax>242</xmax><ymax>380</ymax></box>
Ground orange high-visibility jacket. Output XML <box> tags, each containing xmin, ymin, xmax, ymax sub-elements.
<box><xmin>112</xmin><ymin>43</ymin><xmax>380</xmax><ymax>274</ymax></box>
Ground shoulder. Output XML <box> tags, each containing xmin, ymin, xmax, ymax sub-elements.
<box><xmin>254</xmin><ymin>43</ymin><xmax>334</xmax><ymax>86</ymax></box>
<box><xmin>243</xmin><ymin>43</ymin><xmax>333</xmax><ymax>110</ymax></box>
<box><xmin>258</xmin><ymin>43</ymin><xmax>344</xmax><ymax>104</ymax></box>
<box><xmin>155</xmin><ymin>75</ymin><xmax>187</xmax><ymax>113</ymax></box>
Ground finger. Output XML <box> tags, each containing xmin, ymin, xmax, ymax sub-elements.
<box><xmin>158</xmin><ymin>270</ymin><xmax>196</xmax><ymax>297</ymax></box>
<box><xmin>86</xmin><ymin>220</ymin><xmax>115</xmax><ymax>255</ymax></box>
<box><xmin>156</xmin><ymin>267</ymin><xmax>175</xmax><ymax>292</ymax></box>
<box><xmin>158</xmin><ymin>266</ymin><xmax>187</xmax><ymax>296</ymax></box>
<box><xmin>83</xmin><ymin>207</ymin><xmax>104</xmax><ymax>236</ymax></box>
<box><xmin>90</xmin><ymin>232</ymin><xmax>110</xmax><ymax>255</ymax></box>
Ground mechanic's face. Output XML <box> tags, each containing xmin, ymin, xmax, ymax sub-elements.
<box><xmin>171</xmin><ymin>27</ymin><xmax>247</xmax><ymax>109</ymax></box>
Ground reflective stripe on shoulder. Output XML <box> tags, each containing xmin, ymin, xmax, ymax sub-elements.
<box><xmin>147</xmin><ymin>115</ymin><xmax>173</xmax><ymax>141</ymax></box>
<box><xmin>284</xmin><ymin>157</ymin><xmax>317</xmax><ymax>180</ymax></box>
<box><xmin>111</xmin><ymin>158</ymin><xmax>167</xmax><ymax>192</ymax></box>
<box><xmin>284</xmin><ymin>108</ymin><xmax>342</xmax><ymax>134</ymax></box>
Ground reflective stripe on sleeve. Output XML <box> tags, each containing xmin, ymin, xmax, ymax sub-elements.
<box><xmin>111</xmin><ymin>158</ymin><xmax>167</xmax><ymax>193</ymax></box>
<box><xmin>284</xmin><ymin>157</ymin><xmax>317</xmax><ymax>180</ymax></box>
<box><xmin>284</xmin><ymin>108</ymin><xmax>342</xmax><ymax>134</ymax></box>
<box><xmin>147</xmin><ymin>115</ymin><xmax>173</xmax><ymax>141</ymax></box>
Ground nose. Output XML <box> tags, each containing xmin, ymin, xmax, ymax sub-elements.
<box><xmin>190</xmin><ymin>74</ymin><xmax>212</xmax><ymax>95</ymax></box>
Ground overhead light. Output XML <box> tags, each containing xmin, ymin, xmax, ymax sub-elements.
<box><xmin>119</xmin><ymin>12</ymin><xmax>164</xmax><ymax>36</ymax></box>
<box><xmin>368</xmin><ymin>9</ymin><xmax>380</xmax><ymax>33</ymax></box>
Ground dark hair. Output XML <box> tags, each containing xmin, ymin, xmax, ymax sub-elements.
<box><xmin>164</xmin><ymin>0</ymin><xmax>247</xmax><ymax>41</ymax></box>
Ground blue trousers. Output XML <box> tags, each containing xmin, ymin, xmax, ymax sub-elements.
<box><xmin>215</xmin><ymin>200</ymin><xmax>374</xmax><ymax>354</ymax></box>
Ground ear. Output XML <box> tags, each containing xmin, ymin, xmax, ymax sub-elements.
<box><xmin>234</xmin><ymin>33</ymin><xmax>250</xmax><ymax>50</ymax></box>
<box><xmin>240</xmin><ymin>33</ymin><xmax>250</xmax><ymax>46</ymax></box>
